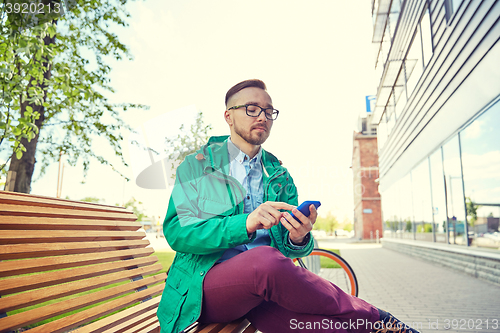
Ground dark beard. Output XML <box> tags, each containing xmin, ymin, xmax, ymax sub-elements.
<box><xmin>234</xmin><ymin>121</ymin><xmax>270</xmax><ymax>146</ymax></box>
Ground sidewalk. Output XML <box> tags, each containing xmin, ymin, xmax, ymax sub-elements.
<box><xmin>317</xmin><ymin>240</ymin><xmax>500</xmax><ymax>333</ymax></box>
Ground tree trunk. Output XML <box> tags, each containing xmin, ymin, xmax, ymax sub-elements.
<box><xmin>7</xmin><ymin>31</ymin><xmax>55</xmax><ymax>193</ymax></box>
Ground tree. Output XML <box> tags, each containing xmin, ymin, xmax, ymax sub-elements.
<box><xmin>405</xmin><ymin>219</ymin><xmax>412</xmax><ymax>232</ymax></box>
<box><xmin>465</xmin><ymin>196</ymin><xmax>479</xmax><ymax>227</ymax></box>
<box><xmin>1</xmin><ymin>0</ymin><xmax>144</xmax><ymax>193</ymax></box>
<box><xmin>313</xmin><ymin>212</ymin><xmax>338</xmax><ymax>235</ymax></box>
<box><xmin>163</xmin><ymin>111</ymin><xmax>212</xmax><ymax>180</ymax></box>
<box><xmin>119</xmin><ymin>197</ymin><xmax>148</xmax><ymax>222</ymax></box>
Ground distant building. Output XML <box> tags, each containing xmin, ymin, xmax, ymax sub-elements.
<box><xmin>370</xmin><ymin>0</ymin><xmax>500</xmax><ymax>247</ymax></box>
<box><xmin>352</xmin><ymin>113</ymin><xmax>382</xmax><ymax>241</ymax></box>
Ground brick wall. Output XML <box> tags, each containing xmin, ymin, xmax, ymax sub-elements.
<box><xmin>353</xmin><ymin>132</ymin><xmax>382</xmax><ymax>240</ymax></box>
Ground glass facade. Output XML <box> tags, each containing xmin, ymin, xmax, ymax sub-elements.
<box><xmin>461</xmin><ymin>100</ymin><xmax>500</xmax><ymax>248</ymax></box>
<box><xmin>429</xmin><ymin>148</ymin><xmax>447</xmax><ymax>243</ymax></box>
<box><xmin>412</xmin><ymin>158</ymin><xmax>433</xmax><ymax>241</ymax></box>
<box><xmin>381</xmin><ymin>98</ymin><xmax>500</xmax><ymax>249</ymax></box>
<box><xmin>442</xmin><ymin>136</ymin><xmax>467</xmax><ymax>245</ymax></box>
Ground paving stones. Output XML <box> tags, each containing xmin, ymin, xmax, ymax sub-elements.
<box><xmin>331</xmin><ymin>243</ymin><xmax>500</xmax><ymax>333</ymax></box>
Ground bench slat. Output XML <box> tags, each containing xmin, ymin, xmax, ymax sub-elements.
<box><xmin>0</xmin><ymin>191</ymin><xmax>132</xmax><ymax>213</ymax></box>
<box><xmin>0</xmin><ymin>216</ymin><xmax>141</xmax><ymax>231</ymax></box>
<box><xmin>0</xmin><ymin>239</ymin><xmax>151</xmax><ymax>260</ymax></box>
<box><xmin>241</xmin><ymin>325</ymin><xmax>258</xmax><ymax>333</ymax></box>
<box><xmin>0</xmin><ymin>247</ymin><xmax>154</xmax><ymax>277</ymax></box>
<box><xmin>218</xmin><ymin>320</ymin><xmax>252</xmax><ymax>333</ymax></box>
<box><xmin>120</xmin><ymin>316</ymin><xmax>159</xmax><ymax>333</ymax></box>
<box><xmin>134</xmin><ymin>324</ymin><xmax>161</xmax><ymax>333</ymax></box>
<box><xmin>72</xmin><ymin>297</ymin><xmax>160</xmax><ymax>333</ymax></box>
<box><xmin>0</xmin><ymin>256</ymin><xmax>159</xmax><ymax>296</ymax></box>
<box><xmin>188</xmin><ymin>323</ymin><xmax>229</xmax><ymax>333</ymax></box>
<box><xmin>110</xmin><ymin>310</ymin><xmax>158</xmax><ymax>333</ymax></box>
<box><xmin>1</xmin><ymin>263</ymin><xmax>163</xmax><ymax>313</ymax></box>
<box><xmin>186</xmin><ymin>319</ymin><xmax>255</xmax><ymax>333</ymax></box>
<box><xmin>0</xmin><ymin>203</ymin><xmax>137</xmax><ymax>220</ymax></box>
<box><xmin>0</xmin><ymin>229</ymin><xmax>145</xmax><ymax>244</ymax></box>
<box><xmin>0</xmin><ymin>274</ymin><xmax>165</xmax><ymax>332</ymax></box>
<box><xmin>25</xmin><ymin>282</ymin><xmax>165</xmax><ymax>333</ymax></box>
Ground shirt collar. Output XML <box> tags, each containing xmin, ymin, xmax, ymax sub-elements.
<box><xmin>227</xmin><ymin>137</ymin><xmax>262</xmax><ymax>165</ymax></box>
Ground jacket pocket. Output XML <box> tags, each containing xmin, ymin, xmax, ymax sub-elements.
<box><xmin>198</xmin><ymin>198</ymin><xmax>235</xmax><ymax>219</ymax></box>
<box><xmin>159</xmin><ymin>267</ymin><xmax>191</xmax><ymax>324</ymax></box>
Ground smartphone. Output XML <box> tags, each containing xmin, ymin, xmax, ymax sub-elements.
<box><xmin>290</xmin><ymin>200</ymin><xmax>321</xmax><ymax>223</ymax></box>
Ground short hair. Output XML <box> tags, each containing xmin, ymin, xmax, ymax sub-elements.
<box><xmin>225</xmin><ymin>79</ymin><xmax>267</xmax><ymax>106</ymax></box>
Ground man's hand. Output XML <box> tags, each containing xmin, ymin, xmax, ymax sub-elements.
<box><xmin>280</xmin><ymin>204</ymin><xmax>318</xmax><ymax>244</ymax></box>
<box><xmin>246</xmin><ymin>201</ymin><xmax>295</xmax><ymax>235</ymax></box>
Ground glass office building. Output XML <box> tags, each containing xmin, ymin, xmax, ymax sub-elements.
<box><xmin>371</xmin><ymin>0</ymin><xmax>500</xmax><ymax>248</ymax></box>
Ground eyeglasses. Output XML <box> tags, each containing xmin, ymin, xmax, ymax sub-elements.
<box><xmin>227</xmin><ymin>104</ymin><xmax>279</xmax><ymax>121</ymax></box>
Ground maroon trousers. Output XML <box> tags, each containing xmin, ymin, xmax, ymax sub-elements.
<box><xmin>199</xmin><ymin>246</ymin><xmax>379</xmax><ymax>333</ymax></box>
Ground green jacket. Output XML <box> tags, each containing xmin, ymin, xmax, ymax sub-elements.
<box><xmin>157</xmin><ymin>135</ymin><xmax>314</xmax><ymax>333</ymax></box>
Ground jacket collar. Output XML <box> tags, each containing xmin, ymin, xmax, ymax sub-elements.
<box><xmin>199</xmin><ymin>135</ymin><xmax>284</xmax><ymax>178</ymax></box>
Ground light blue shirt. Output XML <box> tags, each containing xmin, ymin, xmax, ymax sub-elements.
<box><xmin>217</xmin><ymin>138</ymin><xmax>306</xmax><ymax>263</ymax></box>
<box><xmin>218</xmin><ymin>138</ymin><xmax>270</xmax><ymax>262</ymax></box>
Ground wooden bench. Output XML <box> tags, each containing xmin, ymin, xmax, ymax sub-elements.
<box><xmin>0</xmin><ymin>191</ymin><xmax>257</xmax><ymax>333</ymax></box>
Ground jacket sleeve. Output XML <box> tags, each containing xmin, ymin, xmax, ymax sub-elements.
<box><xmin>163</xmin><ymin>158</ymin><xmax>254</xmax><ymax>255</ymax></box>
<box><xmin>271</xmin><ymin>171</ymin><xmax>314</xmax><ymax>259</ymax></box>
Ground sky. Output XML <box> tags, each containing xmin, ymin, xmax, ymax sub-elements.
<box><xmin>30</xmin><ymin>0</ymin><xmax>379</xmax><ymax>222</ymax></box>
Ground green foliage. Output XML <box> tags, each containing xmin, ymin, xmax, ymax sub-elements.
<box><xmin>405</xmin><ymin>219</ymin><xmax>412</xmax><ymax>232</ymax></box>
<box><xmin>164</xmin><ymin>111</ymin><xmax>212</xmax><ymax>179</ymax></box>
<box><xmin>313</xmin><ymin>213</ymin><xmax>338</xmax><ymax>235</ymax></box>
<box><xmin>119</xmin><ymin>197</ymin><xmax>148</xmax><ymax>222</ymax></box>
<box><xmin>0</xmin><ymin>0</ymin><xmax>146</xmax><ymax>180</ymax></box>
<box><xmin>466</xmin><ymin>196</ymin><xmax>479</xmax><ymax>227</ymax></box>
<box><xmin>385</xmin><ymin>219</ymin><xmax>398</xmax><ymax>231</ymax></box>
<box><xmin>79</xmin><ymin>196</ymin><xmax>103</xmax><ymax>203</ymax></box>
<box><xmin>0</xmin><ymin>21</ymin><xmax>45</xmax><ymax>170</ymax></box>
<box><xmin>417</xmin><ymin>223</ymin><xmax>433</xmax><ymax>233</ymax></box>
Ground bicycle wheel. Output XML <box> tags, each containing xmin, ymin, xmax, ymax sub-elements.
<box><xmin>294</xmin><ymin>249</ymin><xmax>358</xmax><ymax>297</ymax></box>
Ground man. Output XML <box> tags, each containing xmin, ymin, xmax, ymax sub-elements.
<box><xmin>157</xmin><ymin>79</ymin><xmax>420</xmax><ymax>333</ymax></box>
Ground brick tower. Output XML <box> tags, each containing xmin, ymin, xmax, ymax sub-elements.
<box><xmin>352</xmin><ymin>113</ymin><xmax>382</xmax><ymax>241</ymax></box>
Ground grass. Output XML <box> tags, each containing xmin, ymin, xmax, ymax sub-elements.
<box><xmin>153</xmin><ymin>251</ymin><xmax>176</xmax><ymax>274</ymax></box>
<box><xmin>319</xmin><ymin>248</ymin><xmax>341</xmax><ymax>269</ymax></box>
<box><xmin>294</xmin><ymin>248</ymin><xmax>342</xmax><ymax>269</ymax></box>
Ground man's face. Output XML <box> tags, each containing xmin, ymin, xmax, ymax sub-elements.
<box><xmin>225</xmin><ymin>87</ymin><xmax>273</xmax><ymax>146</ymax></box>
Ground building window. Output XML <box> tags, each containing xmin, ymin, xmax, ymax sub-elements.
<box><xmin>404</xmin><ymin>6</ymin><xmax>434</xmax><ymax>100</ymax></box>
<box><xmin>388</xmin><ymin>0</ymin><xmax>402</xmax><ymax>41</ymax></box>
<box><xmin>445</xmin><ymin>0</ymin><xmax>464</xmax><ymax>24</ymax></box>
<box><xmin>377</xmin><ymin>24</ymin><xmax>392</xmax><ymax>69</ymax></box>
<box><xmin>442</xmin><ymin>135</ymin><xmax>467</xmax><ymax>245</ymax></box>
<box><xmin>405</xmin><ymin>27</ymin><xmax>424</xmax><ymax>97</ymax></box>
<box><xmin>382</xmin><ymin>181</ymin><xmax>400</xmax><ymax>238</ymax></box>
<box><xmin>420</xmin><ymin>8</ymin><xmax>434</xmax><ymax>68</ymax></box>
<box><xmin>400</xmin><ymin>173</ymin><xmax>414</xmax><ymax>239</ymax></box>
<box><xmin>460</xmin><ymin>99</ymin><xmax>500</xmax><ymax>247</ymax></box>
<box><xmin>412</xmin><ymin>158</ymin><xmax>434</xmax><ymax>241</ymax></box>
<box><xmin>429</xmin><ymin>148</ymin><xmax>448</xmax><ymax>243</ymax></box>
